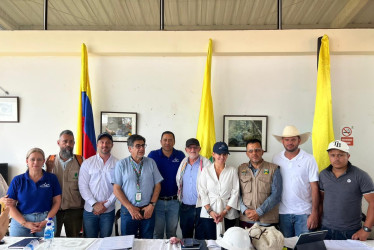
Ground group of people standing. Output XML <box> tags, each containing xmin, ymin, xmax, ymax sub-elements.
<box><xmin>1</xmin><ymin>124</ymin><xmax>373</xmax><ymax>242</ymax></box>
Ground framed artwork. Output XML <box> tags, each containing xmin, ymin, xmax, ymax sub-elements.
<box><xmin>0</xmin><ymin>96</ymin><xmax>19</xmax><ymax>122</ymax></box>
<box><xmin>101</xmin><ymin>112</ymin><xmax>137</xmax><ymax>142</ymax></box>
<box><xmin>223</xmin><ymin>115</ymin><xmax>268</xmax><ymax>152</ymax></box>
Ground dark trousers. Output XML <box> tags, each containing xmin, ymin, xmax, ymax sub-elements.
<box><xmin>179</xmin><ymin>203</ymin><xmax>204</xmax><ymax>239</ymax></box>
<box><xmin>321</xmin><ymin>225</ymin><xmax>361</xmax><ymax>240</ymax></box>
<box><xmin>56</xmin><ymin>208</ymin><xmax>83</xmax><ymax>237</ymax></box>
<box><xmin>200</xmin><ymin>217</ymin><xmax>237</xmax><ymax>240</ymax></box>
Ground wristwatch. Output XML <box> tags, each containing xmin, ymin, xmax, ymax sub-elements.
<box><xmin>206</xmin><ymin>207</ymin><xmax>213</xmax><ymax>214</ymax></box>
<box><xmin>363</xmin><ymin>226</ymin><xmax>372</xmax><ymax>232</ymax></box>
<box><xmin>150</xmin><ymin>201</ymin><xmax>156</xmax><ymax>206</ymax></box>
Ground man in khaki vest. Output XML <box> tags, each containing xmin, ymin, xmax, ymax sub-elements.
<box><xmin>238</xmin><ymin>139</ymin><xmax>282</xmax><ymax>228</ymax></box>
<box><xmin>46</xmin><ymin>130</ymin><xmax>84</xmax><ymax>237</ymax></box>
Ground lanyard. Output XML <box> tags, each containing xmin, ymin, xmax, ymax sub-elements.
<box><xmin>130</xmin><ymin>158</ymin><xmax>143</xmax><ymax>191</ymax></box>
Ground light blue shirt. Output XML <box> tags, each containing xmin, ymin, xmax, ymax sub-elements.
<box><xmin>59</xmin><ymin>156</ymin><xmax>73</xmax><ymax>170</ymax></box>
<box><xmin>112</xmin><ymin>156</ymin><xmax>163</xmax><ymax>207</ymax></box>
<box><xmin>182</xmin><ymin>158</ymin><xmax>200</xmax><ymax>205</ymax></box>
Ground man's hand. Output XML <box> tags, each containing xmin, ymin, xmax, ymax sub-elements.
<box><xmin>142</xmin><ymin>204</ymin><xmax>154</xmax><ymax>219</ymax></box>
<box><xmin>93</xmin><ymin>201</ymin><xmax>107</xmax><ymax>215</ymax></box>
<box><xmin>245</xmin><ymin>209</ymin><xmax>260</xmax><ymax>222</ymax></box>
<box><xmin>0</xmin><ymin>207</ymin><xmax>9</xmax><ymax>239</ymax></box>
<box><xmin>0</xmin><ymin>195</ymin><xmax>17</xmax><ymax>207</ymax></box>
<box><xmin>307</xmin><ymin>212</ymin><xmax>318</xmax><ymax>229</ymax></box>
<box><xmin>352</xmin><ymin>228</ymin><xmax>371</xmax><ymax>241</ymax></box>
<box><xmin>127</xmin><ymin>205</ymin><xmax>143</xmax><ymax>220</ymax></box>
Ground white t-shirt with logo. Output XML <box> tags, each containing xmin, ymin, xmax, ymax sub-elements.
<box><xmin>272</xmin><ymin>149</ymin><xmax>319</xmax><ymax>215</ymax></box>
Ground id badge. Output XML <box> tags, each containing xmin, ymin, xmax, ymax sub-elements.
<box><xmin>135</xmin><ymin>192</ymin><xmax>142</xmax><ymax>202</ymax></box>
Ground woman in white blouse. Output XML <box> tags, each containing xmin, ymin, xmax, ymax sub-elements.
<box><xmin>198</xmin><ymin>142</ymin><xmax>239</xmax><ymax>239</ymax></box>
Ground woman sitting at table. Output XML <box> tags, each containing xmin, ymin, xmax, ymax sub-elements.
<box><xmin>7</xmin><ymin>148</ymin><xmax>61</xmax><ymax>237</ymax></box>
<box><xmin>198</xmin><ymin>142</ymin><xmax>239</xmax><ymax>240</ymax></box>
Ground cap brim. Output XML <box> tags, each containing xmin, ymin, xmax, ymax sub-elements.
<box><xmin>216</xmin><ymin>238</ymin><xmax>232</xmax><ymax>250</ymax></box>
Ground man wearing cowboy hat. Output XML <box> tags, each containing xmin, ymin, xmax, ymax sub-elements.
<box><xmin>272</xmin><ymin>125</ymin><xmax>319</xmax><ymax>237</ymax></box>
<box><xmin>319</xmin><ymin>140</ymin><xmax>374</xmax><ymax>241</ymax></box>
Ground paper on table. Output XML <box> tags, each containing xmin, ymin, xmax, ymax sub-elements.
<box><xmin>324</xmin><ymin>240</ymin><xmax>373</xmax><ymax>250</ymax></box>
<box><xmin>206</xmin><ymin>240</ymin><xmax>221</xmax><ymax>249</ymax></box>
<box><xmin>99</xmin><ymin>235</ymin><xmax>135</xmax><ymax>250</ymax></box>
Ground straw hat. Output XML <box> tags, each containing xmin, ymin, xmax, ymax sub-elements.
<box><xmin>273</xmin><ymin>125</ymin><xmax>311</xmax><ymax>145</ymax></box>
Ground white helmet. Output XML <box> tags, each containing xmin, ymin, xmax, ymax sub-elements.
<box><xmin>216</xmin><ymin>227</ymin><xmax>253</xmax><ymax>250</ymax></box>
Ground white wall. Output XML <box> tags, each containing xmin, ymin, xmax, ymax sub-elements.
<box><xmin>0</xmin><ymin>30</ymin><xmax>373</xmax><ymax>182</ymax></box>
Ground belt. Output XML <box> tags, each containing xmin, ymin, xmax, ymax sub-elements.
<box><xmin>159</xmin><ymin>195</ymin><xmax>178</xmax><ymax>201</ymax></box>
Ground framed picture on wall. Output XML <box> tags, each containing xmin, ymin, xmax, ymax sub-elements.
<box><xmin>101</xmin><ymin>112</ymin><xmax>137</xmax><ymax>142</ymax></box>
<box><xmin>0</xmin><ymin>96</ymin><xmax>19</xmax><ymax>123</ymax></box>
<box><xmin>223</xmin><ymin>115</ymin><xmax>268</xmax><ymax>152</ymax></box>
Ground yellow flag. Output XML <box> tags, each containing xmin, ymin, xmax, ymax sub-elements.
<box><xmin>196</xmin><ymin>39</ymin><xmax>216</xmax><ymax>160</ymax></box>
<box><xmin>312</xmin><ymin>35</ymin><xmax>335</xmax><ymax>172</ymax></box>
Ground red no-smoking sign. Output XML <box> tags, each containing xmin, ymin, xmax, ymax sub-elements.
<box><xmin>341</xmin><ymin>126</ymin><xmax>353</xmax><ymax>146</ymax></box>
<box><xmin>341</xmin><ymin>127</ymin><xmax>352</xmax><ymax>137</ymax></box>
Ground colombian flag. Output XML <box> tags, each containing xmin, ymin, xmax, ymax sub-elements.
<box><xmin>76</xmin><ymin>43</ymin><xmax>96</xmax><ymax>159</ymax></box>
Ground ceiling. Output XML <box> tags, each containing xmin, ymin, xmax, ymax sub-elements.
<box><xmin>0</xmin><ymin>0</ymin><xmax>373</xmax><ymax>30</ymax></box>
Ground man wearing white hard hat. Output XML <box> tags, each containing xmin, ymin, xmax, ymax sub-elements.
<box><xmin>272</xmin><ymin>125</ymin><xmax>319</xmax><ymax>237</ymax></box>
<box><xmin>319</xmin><ymin>140</ymin><xmax>374</xmax><ymax>241</ymax></box>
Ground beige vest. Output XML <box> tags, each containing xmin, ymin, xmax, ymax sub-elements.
<box><xmin>46</xmin><ymin>154</ymin><xmax>84</xmax><ymax>210</ymax></box>
<box><xmin>238</xmin><ymin>161</ymin><xmax>279</xmax><ymax>224</ymax></box>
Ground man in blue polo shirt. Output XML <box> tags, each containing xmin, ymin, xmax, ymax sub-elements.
<box><xmin>148</xmin><ymin>131</ymin><xmax>185</xmax><ymax>239</ymax></box>
<box><xmin>320</xmin><ymin>140</ymin><xmax>374</xmax><ymax>241</ymax></box>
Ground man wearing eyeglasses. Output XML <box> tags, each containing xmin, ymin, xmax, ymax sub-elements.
<box><xmin>238</xmin><ymin>139</ymin><xmax>282</xmax><ymax>229</ymax></box>
<box><xmin>148</xmin><ymin>131</ymin><xmax>185</xmax><ymax>239</ymax></box>
<box><xmin>176</xmin><ymin>138</ymin><xmax>211</xmax><ymax>239</ymax></box>
<box><xmin>112</xmin><ymin>134</ymin><xmax>163</xmax><ymax>238</ymax></box>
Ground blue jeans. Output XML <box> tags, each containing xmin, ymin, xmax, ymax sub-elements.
<box><xmin>120</xmin><ymin>206</ymin><xmax>155</xmax><ymax>239</ymax></box>
<box><xmin>179</xmin><ymin>203</ymin><xmax>204</xmax><ymax>240</ymax></box>
<box><xmin>153</xmin><ymin>199</ymin><xmax>179</xmax><ymax>239</ymax></box>
<box><xmin>83</xmin><ymin>209</ymin><xmax>115</xmax><ymax>238</ymax></box>
<box><xmin>10</xmin><ymin>211</ymin><xmax>54</xmax><ymax>237</ymax></box>
<box><xmin>279</xmin><ymin>214</ymin><xmax>309</xmax><ymax>237</ymax></box>
<box><xmin>321</xmin><ymin>225</ymin><xmax>360</xmax><ymax>240</ymax></box>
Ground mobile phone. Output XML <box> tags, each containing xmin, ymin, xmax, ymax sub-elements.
<box><xmin>139</xmin><ymin>210</ymin><xmax>144</xmax><ymax>216</ymax></box>
<box><xmin>182</xmin><ymin>238</ymin><xmax>194</xmax><ymax>247</ymax></box>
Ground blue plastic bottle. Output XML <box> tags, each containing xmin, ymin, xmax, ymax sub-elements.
<box><xmin>47</xmin><ymin>218</ymin><xmax>55</xmax><ymax>235</ymax></box>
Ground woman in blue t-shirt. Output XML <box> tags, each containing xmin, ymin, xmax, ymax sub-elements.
<box><xmin>7</xmin><ymin>148</ymin><xmax>62</xmax><ymax>237</ymax></box>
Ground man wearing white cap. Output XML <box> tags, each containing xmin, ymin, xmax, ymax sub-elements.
<box><xmin>320</xmin><ymin>140</ymin><xmax>374</xmax><ymax>241</ymax></box>
<box><xmin>272</xmin><ymin>125</ymin><xmax>319</xmax><ymax>237</ymax></box>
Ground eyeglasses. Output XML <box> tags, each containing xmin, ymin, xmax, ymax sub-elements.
<box><xmin>248</xmin><ymin>227</ymin><xmax>267</xmax><ymax>240</ymax></box>
<box><xmin>187</xmin><ymin>146</ymin><xmax>200</xmax><ymax>150</ymax></box>
<box><xmin>247</xmin><ymin>148</ymin><xmax>263</xmax><ymax>153</ymax></box>
<box><xmin>134</xmin><ymin>144</ymin><xmax>147</xmax><ymax>149</ymax></box>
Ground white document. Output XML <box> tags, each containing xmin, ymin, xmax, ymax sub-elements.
<box><xmin>324</xmin><ymin>240</ymin><xmax>374</xmax><ymax>250</ymax></box>
<box><xmin>99</xmin><ymin>235</ymin><xmax>135</xmax><ymax>250</ymax></box>
<box><xmin>206</xmin><ymin>240</ymin><xmax>221</xmax><ymax>249</ymax></box>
